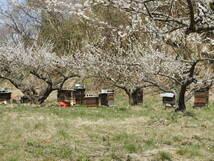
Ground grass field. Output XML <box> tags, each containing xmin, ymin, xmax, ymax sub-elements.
<box><xmin>0</xmin><ymin>96</ymin><xmax>214</xmax><ymax>161</ymax></box>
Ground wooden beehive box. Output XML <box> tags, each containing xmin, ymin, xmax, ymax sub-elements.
<box><xmin>99</xmin><ymin>89</ymin><xmax>114</xmax><ymax>106</ymax></box>
<box><xmin>160</xmin><ymin>93</ymin><xmax>175</xmax><ymax>107</ymax></box>
<box><xmin>57</xmin><ymin>90</ymin><xmax>72</xmax><ymax>102</ymax></box>
<box><xmin>194</xmin><ymin>87</ymin><xmax>209</xmax><ymax>108</ymax></box>
<box><xmin>84</xmin><ymin>96</ymin><xmax>99</xmax><ymax>107</ymax></box>
<box><xmin>20</xmin><ymin>96</ymin><xmax>31</xmax><ymax>103</ymax></box>
<box><xmin>132</xmin><ymin>89</ymin><xmax>143</xmax><ymax>105</ymax></box>
<box><xmin>0</xmin><ymin>88</ymin><xmax>11</xmax><ymax>103</ymax></box>
<box><xmin>99</xmin><ymin>93</ymin><xmax>108</xmax><ymax>106</ymax></box>
<box><xmin>74</xmin><ymin>84</ymin><xmax>85</xmax><ymax>105</ymax></box>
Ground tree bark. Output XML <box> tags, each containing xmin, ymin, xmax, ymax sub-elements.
<box><xmin>1</xmin><ymin>71</ymin><xmax>78</xmax><ymax>105</ymax></box>
<box><xmin>128</xmin><ymin>93</ymin><xmax>135</xmax><ymax>106</ymax></box>
<box><xmin>175</xmin><ymin>61</ymin><xmax>198</xmax><ymax>112</ymax></box>
<box><xmin>126</xmin><ymin>88</ymin><xmax>143</xmax><ymax>106</ymax></box>
<box><xmin>7</xmin><ymin>79</ymin><xmax>54</xmax><ymax>104</ymax></box>
<box><xmin>36</xmin><ymin>85</ymin><xmax>53</xmax><ymax>104</ymax></box>
<box><xmin>176</xmin><ymin>84</ymin><xmax>187</xmax><ymax>112</ymax></box>
<box><xmin>20</xmin><ymin>86</ymin><xmax>53</xmax><ymax>104</ymax></box>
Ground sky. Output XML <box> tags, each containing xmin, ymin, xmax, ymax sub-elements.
<box><xmin>0</xmin><ymin>0</ymin><xmax>8</xmax><ymax>24</ymax></box>
<box><xmin>0</xmin><ymin>0</ymin><xmax>24</xmax><ymax>6</ymax></box>
<box><xmin>0</xmin><ymin>0</ymin><xmax>25</xmax><ymax>24</ymax></box>
<box><xmin>0</xmin><ymin>0</ymin><xmax>8</xmax><ymax>6</ymax></box>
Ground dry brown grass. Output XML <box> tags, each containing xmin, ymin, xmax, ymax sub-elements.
<box><xmin>0</xmin><ymin>95</ymin><xmax>213</xmax><ymax>161</ymax></box>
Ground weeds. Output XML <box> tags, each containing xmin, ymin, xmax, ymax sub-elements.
<box><xmin>0</xmin><ymin>100</ymin><xmax>213</xmax><ymax>161</ymax></box>
<box><xmin>155</xmin><ymin>151</ymin><xmax>172</xmax><ymax>161</ymax></box>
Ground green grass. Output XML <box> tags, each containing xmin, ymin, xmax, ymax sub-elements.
<box><xmin>155</xmin><ymin>151</ymin><xmax>173</xmax><ymax>161</ymax></box>
<box><xmin>0</xmin><ymin>96</ymin><xmax>213</xmax><ymax>161</ymax></box>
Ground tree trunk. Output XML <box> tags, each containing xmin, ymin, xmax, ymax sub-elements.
<box><xmin>22</xmin><ymin>87</ymin><xmax>53</xmax><ymax>104</ymax></box>
<box><xmin>9</xmin><ymin>80</ymin><xmax>54</xmax><ymax>104</ymax></box>
<box><xmin>36</xmin><ymin>85</ymin><xmax>53</xmax><ymax>104</ymax></box>
<box><xmin>128</xmin><ymin>93</ymin><xmax>135</xmax><ymax>106</ymax></box>
<box><xmin>4</xmin><ymin>73</ymin><xmax>75</xmax><ymax>105</ymax></box>
<box><xmin>126</xmin><ymin>88</ymin><xmax>143</xmax><ymax>106</ymax></box>
<box><xmin>176</xmin><ymin>85</ymin><xmax>187</xmax><ymax>112</ymax></box>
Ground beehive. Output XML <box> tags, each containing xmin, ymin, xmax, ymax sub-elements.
<box><xmin>132</xmin><ymin>89</ymin><xmax>143</xmax><ymax>105</ymax></box>
<box><xmin>99</xmin><ymin>89</ymin><xmax>114</xmax><ymax>106</ymax></box>
<box><xmin>20</xmin><ymin>96</ymin><xmax>31</xmax><ymax>103</ymax></box>
<box><xmin>160</xmin><ymin>93</ymin><xmax>175</xmax><ymax>107</ymax></box>
<box><xmin>0</xmin><ymin>88</ymin><xmax>11</xmax><ymax>103</ymax></box>
<box><xmin>84</xmin><ymin>96</ymin><xmax>99</xmax><ymax>107</ymax></box>
<box><xmin>57</xmin><ymin>90</ymin><xmax>73</xmax><ymax>107</ymax></box>
<box><xmin>57</xmin><ymin>90</ymin><xmax>72</xmax><ymax>102</ymax></box>
<box><xmin>73</xmin><ymin>84</ymin><xmax>85</xmax><ymax>105</ymax></box>
<box><xmin>194</xmin><ymin>87</ymin><xmax>209</xmax><ymax>108</ymax></box>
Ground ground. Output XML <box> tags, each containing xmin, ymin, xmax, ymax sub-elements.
<box><xmin>0</xmin><ymin>96</ymin><xmax>214</xmax><ymax>161</ymax></box>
